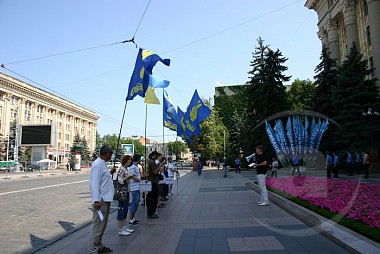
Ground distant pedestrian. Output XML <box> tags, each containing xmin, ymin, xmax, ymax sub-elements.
<box><xmin>223</xmin><ymin>157</ymin><xmax>227</xmax><ymax>177</ymax></box>
<box><xmin>195</xmin><ymin>157</ymin><xmax>202</xmax><ymax>175</ymax></box>
<box><xmin>355</xmin><ymin>151</ymin><xmax>362</xmax><ymax>174</ymax></box>
<box><xmin>253</xmin><ymin>145</ymin><xmax>269</xmax><ymax>206</ymax></box>
<box><xmin>235</xmin><ymin>157</ymin><xmax>241</xmax><ymax>173</ymax></box>
<box><xmin>291</xmin><ymin>154</ymin><xmax>301</xmax><ymax>176</ymax></box>
<box><xmin>346</xmin><ymin>151</ymin><xmax>353</xmax><ymax>176</ymax></box>
<box><xmin>88</xmin><ymin>145</ymin><xmax>116</xmax><ymax>254</ymax></box>
<box><xmin>326</xmin><ymin>151</ymin><xmax>333</xmax><ymax>179</ymax></box>
<box><xmin>333</xmin><ymin>151</ymin><xmax>339</xmax><ymax>178</ymax></box>
<box><xmin>216</xmin><ymin>159</ymin><xmax>220</xmax><ymax>170</ymax></box>
<box><xmin>362</xmin><ymin>151</ymin><xmax>371</xmax><ymax>179</ymax></box>
<box><xmin>271</xmin><ymin>156</ymin><xmax>279</xmax><ymax>178</ymax></box>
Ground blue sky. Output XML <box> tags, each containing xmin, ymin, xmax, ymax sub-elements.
<box><xmin>0</xmin><ymin>0</ymin><xmax>321</xmax><ymax>142</ymax></box>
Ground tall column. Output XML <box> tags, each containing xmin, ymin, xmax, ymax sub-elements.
<box><xmin>343</xmin><ymin>0</ymin><xmax>359</xmax><ymax>49</ymax></box>
<box><xmin>318</xmin><ymin>27</ymin><xmax>329</xmax><ymax>48</ymax></box>
<box><xmin>327</xmin><ymin>20</ymin><xmax>341</xmax><ymax>64</ymax></box>
<box><xmin>367</xmin><ymin>0</ymin><xmax>380</xmax><ymax>85</ymax></box>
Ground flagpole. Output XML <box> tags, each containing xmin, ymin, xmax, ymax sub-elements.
<box><xmin>162</xmin><ymin>89</ymin><xmax>165</xmax><ymax>157</ymax></box>
<box><xmin>115</xmin><ymin>100</ymin><xmax>128</xmax><ymax>169</ymax></box>
<box><xmin>144</xmin><ymin>103</ymin><xmax>148</xmax><ymax>224</ymax></box>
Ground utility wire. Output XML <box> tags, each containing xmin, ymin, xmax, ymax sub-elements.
<box><xmin>133</xmin><ymin>0</ymin><xmax>152</xmax><ymax>37</ymax></box>
<box><xmin>3</xmin><ymin>41</ymin><xmax>127</xmax><ymax>66</ymax></box>
<box><xmin>0</xmin><ymin>65</ymin><xmax>142</xmax><ymax>133</ymax></box>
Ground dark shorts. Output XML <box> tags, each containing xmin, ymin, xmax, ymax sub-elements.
<box><xmin>116</xmin><ymin>193</ymin><xmax>129</xmax><ymax>220</ymax></box>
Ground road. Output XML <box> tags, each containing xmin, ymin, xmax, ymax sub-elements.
<box><xmin>0</xmin><ymin>173</ymin><xmax>97</xmax><ymax>254</ymax></box>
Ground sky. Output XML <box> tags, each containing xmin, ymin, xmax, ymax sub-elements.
<box><xmin>0</xmin><ymin>0</ymin><xmax>322</xmax><ymax>143</ymax></box>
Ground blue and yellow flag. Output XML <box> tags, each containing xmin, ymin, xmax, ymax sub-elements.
<box><xmin>163</xmin><ymin>90</ymin><xmax>179</xmax><ymax>131</ymax></box>
<box><xmin>126</xmin><ymin>48</ymin><xmax>170</xmax><ymax>101</ymax></box>
<box><xmin>184</xmin><ymin>90</ymin><xmax>212</xmax><ymax>126</ymax></box>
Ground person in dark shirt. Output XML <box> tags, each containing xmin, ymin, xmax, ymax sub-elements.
<box><xmin>253</xmin><ymin>145</ymin><xmax>269</xmax><ymax>206</ymax></box>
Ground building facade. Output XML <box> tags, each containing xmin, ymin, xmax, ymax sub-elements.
<box><xmin>305</xmin><ymin>0</ymin><xmax>380</xmax><ymax>83</ymax></box>
<box><xmin>0</xmin><ymin>72</ymin><xmax>98</xmax><ymax>164</ymax></box>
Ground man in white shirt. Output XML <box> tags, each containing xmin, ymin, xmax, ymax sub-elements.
<box><xmin>88</xmin><ymin>145</ymin><xmax>116</xmax><ymax>254</ymax></box>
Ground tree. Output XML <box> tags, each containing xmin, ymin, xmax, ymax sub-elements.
<box><xmin>167</xmin><ymin>140</ymin><xmax>187</xmax><ymax>160</ymax></box>
<box><xmin>331</xmin><ymin>43</ymin><xmax>380</xmax><ymax>150</ymax></box>
<box><xmin>193</xmin><ymin>108</ymin><xmax>226</xmax><ymax>161</ymax></box>
<box><xmin>311</xmin><ymin>47</ymin><xmax>338</xmax><ymax>116</ymax></box>
<box><xmin>245</xmin><ymin>38</ymin><xmax>291</xmax><ymax>153</ymax></box>
<box><xmin>287</xmin><ymin>79</ymin><xmax>315</xmax><ymax>110</ymax></box>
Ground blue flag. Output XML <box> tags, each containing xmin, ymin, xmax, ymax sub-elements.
<box><xmin>149</xmin><ymin>74</ymin><xmax>170</xmax><ymax>88</ymax></box>
<box><xmin>177</xmin><ymin>107</ymin><xmax>193</xmax><ymax>143</ymax></box>
<box><xmin>126</xmin><ymin>48</ymin><xmax>170</xmax><ymax>101</ymax></box>
<box><xmin>265</xmin><ymin>120</ymin><xmax>281</xmax><ymax>155</ymax></box>
<box><xmin>163</xmin><ymin>90</ymin><xmax>179</xmax><ymax>132</ymax></box>
<box><xmin>184</xmin><ymin>90</ymin><xmax>212</xmax><ymax>127</ymax></box>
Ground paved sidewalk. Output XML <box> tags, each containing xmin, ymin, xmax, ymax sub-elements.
<box><xmin>37</xmin><ymin>168</ymin><xmax>380</xmax><ymax>254</ymax></box>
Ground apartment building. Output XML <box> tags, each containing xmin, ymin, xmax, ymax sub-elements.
<box><xmin>0</xmin><ymin>72</ymin><xmax>98</xmax><ymax>164</ymax></box>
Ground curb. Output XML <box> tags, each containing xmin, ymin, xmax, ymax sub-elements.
<box><xmin>245</xmin><ymin>182</ymin><xmax>380</xmax><ymax>254</ymax></box>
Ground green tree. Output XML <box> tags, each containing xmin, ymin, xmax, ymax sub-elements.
<box><xmin>311</xmin><ymin>47</ymin><xmax>338</xmax><ymax>116</ymax></box>
<box><xmin>214</xmin><ymin>85</ymin><xmax>248</xmax><ymax>162</ymax></box>
<box><xmin>167</xmin><ymin>140</ymin><xmax>187</xmax><ymax>160</ymax></box>
<box><xmin>331</xmin><ymin>43</ymin><xmax>380</xmax><ymax>150</ymax></box>
<box><xmin>193</xmin><ymin>108</ymin><xmax>227</xmax><ymax>160</ymax></box>
<box><xmin>311</xmin><ymin>47</ymin><xmax>339</xmax><ymax>151</ymax></box>
<box><xmin>245</xmin><ymin>38</ymin><xmax>291</xmax><ymax>153</ymax></box>
<box><xmin>287</xmin><ymin>79</ymin><xmax>315</xmax><ymax>110</ymax></box>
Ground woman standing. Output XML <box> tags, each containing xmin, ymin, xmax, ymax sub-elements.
<box><xmin>116</xmin><ymin>155</ymin><xmax>135</xmax><ymax>236</ymax></box>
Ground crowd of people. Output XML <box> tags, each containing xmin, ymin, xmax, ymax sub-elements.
<box><xmin>88</xmin><ymin>146</ymin><xmax>180</xmax><ymax>253</ymax></box>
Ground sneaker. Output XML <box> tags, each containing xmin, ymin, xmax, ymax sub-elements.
<box><xmin>118</xmin><ymin>229</ymin><xmax>131</xmax><ymax>236</ymax></box>
<box><xmin>129</xmin><ymin>220</ymin><xmax>140</xmax><ymax>226</ymax></box>
<box><xmin>123</xmin><ymin>228</ymin><xmax>134</xmax><ymax>233</ymax></box>
<box><xmin>258</xmin><ymin>201</ymin><xmax>269</xmax><ymax>206</ymax></box>
<box><xmin>257</xmin><ymin>200</ymin><xmax>264</xmax><ymax>204</ymax></box>
<box><xmin>133</xmin><ymin>219</ymin><xmax>141</xmax><ymax>224</ymax></box>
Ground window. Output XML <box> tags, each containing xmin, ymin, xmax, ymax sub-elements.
<box><xmin>369</xmin><ymin>57</ymin><xmax>374</xmax><ymax>76</ymax></box>
<box><xmin>367</xmin><ymin>26</ymin><xmax>371</xmax><ymax>45</ymax></box>
<box><xmin>364</xmin><ymin>1</ymin><xmax>368</xmax><ymax>15</ymax></box>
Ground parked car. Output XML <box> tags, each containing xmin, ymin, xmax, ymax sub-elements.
<box><xmin>26</xmin><ymin>164</ymin><xmax>41</xmax><ymax>172</ymax></box>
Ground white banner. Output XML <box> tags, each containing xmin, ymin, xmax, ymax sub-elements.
<box><xmin>139</xmin><ymin>181</ymin><xmax>152</xmax><ymax>192</ymax></box>
<box><xmin>165</xmin><ymin>178</ymin><xmax>174</xmax><ymax>185</ymax></box>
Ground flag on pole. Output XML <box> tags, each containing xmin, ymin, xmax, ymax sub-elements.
<box><xmin>163</xmin><ymin>90</ymin><xmax>180</xmax><ymax>131</ymax></box>
<box><xmin>144</xmin><ymin>86</ymin><xmax>160</xmax><ymax>104</ymax></box>
<box><xmin>126</xmin><ymin>48</ymin><xmax>170</xmax><ymax>101</ymax></box>
<box><xmin>149</xmin><ymin>74</ymin><xmax>170</xmax><ymax>88</ymax></box>
<box><xmin>184</xmin><ymin>90</ymin><xmax>212</xmax><ymax>127</ymax></box>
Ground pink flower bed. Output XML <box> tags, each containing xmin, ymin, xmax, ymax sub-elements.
<box><xmin>266</xmin><ymin>176</ymin><xmax>380</xmax><ymax>228</ymax></box>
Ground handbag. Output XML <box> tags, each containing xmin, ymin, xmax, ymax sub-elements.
<box><xmin>113</xmin><ymin>173</ymin><xmax>128</xmax><ymax>201</ymax></box>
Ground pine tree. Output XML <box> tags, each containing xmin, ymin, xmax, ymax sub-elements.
<box><xmin>311</xmin><ymin>47</ymin><xmax>339</xmax><ymax>152</ymax></box>
<box><xmin>332</xmin><ymin>43</ymin><xmax>379</xmax><ymax>150</ymax></box>
<box><xmin>245</xmin><ymin>38</ymin><xmax>290</xmax><ymax>152</ymax></box>
<box><xmin>312</xmin><ymin>47</ymin><xmax>338</xmax><ymax>116</ymax></box>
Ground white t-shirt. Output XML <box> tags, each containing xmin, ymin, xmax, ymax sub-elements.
<box><xmin>272</xmin><ymin>161</ymin><xmax>279</xmax><ymax>171</ymax></box>
<box><xmin>167</xmin><ymin>162</ymin><xmax>175</xmax><ymax>177</ymax></box>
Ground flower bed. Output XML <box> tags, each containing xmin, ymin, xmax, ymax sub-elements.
<box><xmin>266</xmin><ymin>176</ymin><xmax>380</xmax><ymax>242</ymax></box>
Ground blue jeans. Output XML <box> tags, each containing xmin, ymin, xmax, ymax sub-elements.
<box><xmin>116</xmin><ymin>193</ymin><xmax>129</xmax><ymax>220</ymax></box>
